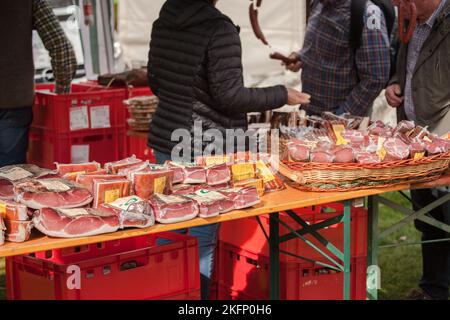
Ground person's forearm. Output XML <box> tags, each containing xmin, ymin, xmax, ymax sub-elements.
<box><xmin>340</xmin><ymin>79</ymin><xmax>386</xmax><ymax>116</ymax></box>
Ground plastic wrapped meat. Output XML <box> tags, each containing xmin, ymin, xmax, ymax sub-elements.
<box><xmin>149</xmin><ymin>194</ymin><xmax>199</xmax><ymax>224</ymax></box>
<box><xmin>14</xmin><ymin>179</ymin><xmax>93</xmax><ymax>210</ymax></box>
<box><xmin>171</xmin><ymin>184</ymin><xmax>197</xmax><ymax>195</ymax></box>
<box><xmin>206</xmin><ymin>164</ymin><xmax>231</xmax><ymax>185</ymax></box>
<box><xmin>288</xmin><ymin>142</ymin><xmax>310</xmax><ymax>162</ymax></box>
<box><xmin>355</xmin><ymin>152</ymin><xmax>380</xmax><ymax>164</ymax></box>
<box><xmin>230</xmin><ymin>163</ymin><xmax>256</xmax><ymax>182</ymax></box>
<box><xmin>310</xmin><ymin>151</ymin><xmax>335</xmax><ymax>163</ymax></box>
<box><xmin>181</xmin><ymin>164</ymin><xmax>207</xmax><ymax>184</ymax></box>
<box><xmin>76</xmin><ymin>174</ymin><xmax>126</xmax><ymax>193</ymax></box>
<box><xmin>105</xmin><ymin>155</ymin><xmax>144</xmax><ymax>174</ymax></box>
<box><xmin>409</xmin><ymin>141</ymin><xmax>426</xmax><ymax>159</ymax></box>
<box><xmin>92</xmin><ymin>179</ymin><xmax>131</xmax><ymax>208</ymax></box>
<box><xmin>383</xmin><ymin>138</ymin><xmax>410</xmax><ymax>161</ymax></box>
<box><xmin>332</xmin><ymin>146</ymin><xmax>355</xmax><ymax>163</ymax></box>
<box><xmin>130</xmin><ymin>169</ymin><xmax>173</xmax><ymax>200</ymax></box>
<box><xmin>98</xmin><ymin>196</ymin><xmax>155</xmax><ymax>229</ymax></box>
<box><xmin>165</xmin><ymin>161</ymin><xmax>185</xmax><ymax>184</ymax></box>
<box><xmin>118</xmin><ymin>161</ymin><xmax>151</xmax><ymax>179</ymax></box>
<box><xmin>0</xmin><ymin>164</ymin><xmax>55</xmax><ymax>200</ymax></box>
<box><xmin>4</xmin><ymin>219</ymin><xmax>33</xmax><ymax>243</ymax></box>
<box><xmin>425</xmin><ymin>137</ymin><xmax>450</xmax><ymax>155</ymax></box>
<box><xmin>218</xmin><ymin>187</ymin><xmax>261</xmax><ymax>210</ymax></box>
<box><xmin>233</xmin><ymin>179</ymin><xmax>265</xmax><ymax>197</ymax></box>
<box><xmin>256</xmin><ymin>161</ymin><xmax>285</xmax><ymax>193</ymax></box>
<box><xmin>195</xmin><ymin>183</ymin><xmax>231</xmax><ymax>192</ymax></box>
<box><xmin>0</xmin><ymin>199</ymin><xmax>29</xmax><ymax>221</ymax></box>
<box><xmin>393</xmin><ymin>120</ymin><xmax>416</xmax><ymax>135</ymax></box>
<box><xmin>56</xmin><ymin>162</ymin><xmax>101</xmax><ymax>180</ymax></box>
<box><xmin>187</xmin><ymin>189</ymin><xmax>235</xmax><ymax>217</ymax></box>
<box><xmin>341</xmin><ymin>130</ymin><xmax>368</xmax><ymax>147</ymax></box>
<box><xmin>33</xmin><ymin>208</ymin><xmax>120</xmax><ymax>238</ymax></box>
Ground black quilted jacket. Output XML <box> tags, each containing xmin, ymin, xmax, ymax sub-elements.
<box><xmin>147</xmin><ymin>0</ymin><xmax>288</xmax><ymax>156</ymax></box>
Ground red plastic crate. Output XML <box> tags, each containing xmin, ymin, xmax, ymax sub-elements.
<box><xmin>219</xmin><ymin>204</ymin><xmax>367</xmax><ymax>263</ymax></box>
<box><xmin>27</xmin><ymin>127</ymin><xmax>127</xmax><ymax>169</ymax></box>
<box><xmin>6</xmin><ymin>232</ymin><xmax>200</xmax><ymax>300</ymax></box>
<box><xmin>127</xmin><ymin>134</ymin><xmax>155</xmax><ymax>163</ymax></box>
<box><xmin>33</xmin><ymin>84</ymin><xmax>127</xmax><ymax>135</ymax></box>
<box><xmin>216</xmin><ymin>242</ymin><xmax>366</xmax><ymax>300</ymax></box>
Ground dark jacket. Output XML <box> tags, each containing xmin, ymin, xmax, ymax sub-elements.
<box><xmin>147</xmin><ymin>0</ymin><xmax>288</xmax><ymax>156</ymax></box>
<box><xmin>390</xmin><ymin>0</ymin><xmax>450</xmax><ymax>135</ymax></box>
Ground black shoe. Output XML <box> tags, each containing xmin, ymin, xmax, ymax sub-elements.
<box><xmin>404</xmin><ymin>288</ymin><xmax>434</xmax><ymax>300</ymax></box>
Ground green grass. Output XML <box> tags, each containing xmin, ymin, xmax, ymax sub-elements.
<box><xmin>0</xmin><ymin>192</ymin><xmax>423</xmax><ymax>300</ymax></box>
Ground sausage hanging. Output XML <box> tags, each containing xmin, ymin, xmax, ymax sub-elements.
<box><xmin>397</xmin><ymin>0</ymin><xmax>417</xmax><ymax>44</ymax></box>
<box><xmin>249</xmin><ymin>0</ymin><xmax>268</xmax><ymax>46</ymax></box>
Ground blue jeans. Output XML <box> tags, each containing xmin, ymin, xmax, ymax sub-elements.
<box><xmin>0</xmin><ymin>107</ymin><xmax>33</xmax><ymax>167</ymax></box>
<box><xmin>154</xmin><ymin>150</ymin><xmax>219</xmax><ymax>300</ymax></box>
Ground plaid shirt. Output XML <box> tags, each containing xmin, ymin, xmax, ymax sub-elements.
<box><xmin>33</xmin><ymin>0</ymin><xmax>77</xmax><ymax>93</ymax></box>
<box><xmin>404</xmin><ymin>0</ymin><xmax>447</xmax><ymax>122</ymax></box>
<box><xmin>299</xmin><ymin>0</ymin><xmax>391</xmax><ymax>116</ymax></box>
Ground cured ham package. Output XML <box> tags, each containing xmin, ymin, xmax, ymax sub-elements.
<box><xmin>0</xmin><ymin>199</ymin><xmax>29</xmax><ymax>221</ymax></box>
<box><xmin>98</xmin><ymin>196</ymin><xmax>155</xmax><ymax>229</ymax></box>
<box><xmin>219</xmin><ymin>187</ymin><xmax>261</xmax><ymax>210</ymax></box>
<box><xmin>149</xmin><ymin>194</ymin><xmax>199</xmax><ymax>224</ymax></box>
<box><xmin>0</xmin><ymin>217</ymin><xmax>5</xmax><ymax>246</ymax></box>
<box><xmin>76</xmin><ymin>173</ymin><xmax>126</xmax><ymax>193</ymax></box>
<box><xmin>56</xmin><ymin>162</ymin><xmax>101</xmax><ymax>180</ymax></box>
<box><xmin>185</xmin><ymin>189</ymin><xmax>235</xmax><ymax>218</ymax></box>
<box><xmin>205</xmin><ymin>164</ymin><xmax>231</xmax><ymax>185</ymax></box>
<box><xmin>0</xmin><ymin>164</ymin><xmax>55</xmax><ymax>200</ymax></box>
<box><xmin>105</xmin><ymin>156</ymin><xmax>144</xmax><ymax>174</ymax></box>
<box><xmin>33</xmin><ymin>208</ymin><xmax>120</xmax><ymax>238</ymax></box>
<box><xmin>167</xmin><ymin>162</ymin><xmax>206</xmax><ymax>184</ymax></box>
<box><xmin>130</xmin><ymin>169</ymin><xmax>173</xmax><ymax>199</ymax></box>
<box><xmin>92</xmin><ymin>179</ymin><xmax>131</xmax><ymax>208</ymax></box>
<box><xmin>165</xmin><ymin>161</ymin><xmax>185</xmax><ymax>184</ymax></box>
<box><xmin>4</xmin><ymin>219</ymin><xmax>33</xmax><ymax>243</ymax></box>
<box><xmin>14</xmin><ymin>179</ymin><xmax>93</xmax><ymax>210</ymax></box>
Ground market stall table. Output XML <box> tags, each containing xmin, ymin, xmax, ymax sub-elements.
<box><xmin>0</xmin><ymin>184</ymin><xmax>412</xmax><ymax>300</ymax></box>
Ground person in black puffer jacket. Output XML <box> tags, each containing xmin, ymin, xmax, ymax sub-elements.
<box><xmin>147</xmin><ymin>0</ymin><xmax>310</xmax><ymax>300</ymax></box>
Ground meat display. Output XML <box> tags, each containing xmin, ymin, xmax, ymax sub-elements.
<box><xmin>231</xmin><ymin>163</ymin><xmax>256</xmax><ymax>182</ymax></box>
<box><xmin>4</xmin><ymin>219</ymin><xmax>33</xmax><ymax>243</ymax></box>
<box><xmin>98</xmin><ymin>196</ymin><xmax>155</xmax><ymax>229</ymax></box>
<box><xmin>0</xmin><ymin>164</ymin><xmax>55</xmax><ymax>200</ymax></box>
<box><xmin>130</xmin><ymin>169</ymin><xmax>173</xmax><ymax>200</ymax></box>
<box><xmin>288</xmin><ymin>143</ymin><xmax>310</xmax><ymax>162</ymax></box>
<box><xmin>0</xmin><ymin>217</ymin><xmax>5</xmax><ymax>246</ymax></box>
<box><xmin>56</xmin><ymin>162</ymin><xmax>101</xmax><ymax>180</ymax></box>
<box><xmin>33</xmin><ymin>208</ymin><xmax>120</xmax><ymax>238</ymax></box>
<box><xmin>332</xmin><ymin>146</ymin><xmax>355</xmax><ymax>163</ymax></box>
<box><xmin>383</xmin><ymin>138</ymin><xmax>410</xmax><ymax>161</ymax></box>
<box><xmin>92</xmin><ymin>179</ymin><xmax>131</xmax><ymax>208</ymax></box>
<box><xmin>149</xmin><ymin>194</ymin><xmax>199</xmax><ymax>224</ymax></box>
<box><xmin>186</xmin><ymin>189</ymin><xmax>235</xmax><ymax>218</ymax></box>
<box><xmin>206</xmin><ymin>164</ymin><xmax>231</xmax><ymax>185</ymax></box>
<box><xmin>219</xmin><ymin>187</ymin><xmax>261</xmax><ymax>210</ymax></box>
<box><xmin>165</xmin><ymin>161</ymin><xmax>185</xmax><ymax>184</ymax></box>
<box><xmin>14</xmin><ymin>179</ymin><xmax>93</xmax><ymax>210</ymax></box>
<box><xmin>0</xmin><ymin>199</ymin><xmax>29</xmax><ymax>221</ymax></box>
<box><xmin>117</xmin><ymin>161</ymin><xmax>151</xmax><ymax>178</ymax></box>
<box><xmin>171</xmin><ymin>184</ymin><xmax>197</xmax><ymax>195</ymax></box>
<box><xmin>105</xmin><ymin>156</ymin><xmax>143</xmax><ymax>174</ymax></box>
<box><xmin>181</xmin><ymin>164</ymin><xmax>207</xmax><ymax>184</ymax></box>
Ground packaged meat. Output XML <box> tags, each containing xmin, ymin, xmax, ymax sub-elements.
<box><xmin>193</xmin><ymin>183</ymin><xmax>231</xmax><ymax>192</ymax></box>
<box><xmin>149</xmin><ymin>194</ymin><xmax>199</xmax><ymax>224</ymax></box>
<box><xmin>184</xmin><ymin>194</ymin><xmax>223</xmax><ymax>218</ymax></box>
<box><xmin>118</xmin><ymin>161</ymin><xmax>151</xmax><ymax>179</ymax></box>
<box><xmin>182</xmin><ymin>164</ymin><xmax>207</xmax><ymax>184</ymax></box>
<box><xmin>130</xmin><ymin>169</ymin><xmax>173</xmax><ymax>200</ymax></box>
<box><xmin>425</xmin><ymin>137</ymin><xmax>450</xmax><ymax>155</ymax></box>
<box><xmin>206</xmin><ymin>163</ymin><xmax>231</xmax><ymax>185</ymax></box>
<box><xmin>172</xmin><ymin>184</ymin><xmax>197</xmax><ymax>195</ymax></box>
<box><xmin>393</xmin><ymin>120</ymin><xmax>416</xmax><ymax>135</ymax></box>
<box><xmin>33</xmin><ymin>208</ymin><xmax>120</xmax><ymax>238</ymax></box>
<box><xmin>0</xmin><ymin>217</ymin><xmax>5</xmax><ymax>246</ymax></box>
<box><xmin>196</xmin><ymin>189</ymin><xmax>235</xmax><ymax>213</ymax></box>
<box><xmin>76</xmin><ymin>174</ymin><xmax>126</xmax><ymax>193</ymax></box>
<box><xmin>230</xmin><ymin>163</ymin><xmax>256</xmax><ymax>182</ymax></box>
<box><xmin>233</xmin><ymin>178</ymin><xmax>265</xmax><ymax>197</ymax></box>
<box><xmin>288</xmin><ymin>142</ymin><xmax>310</xmax><ymax>162</ymax></box>
<box><xmin>14</xmin><ymin>179</ymin><xmax>93</xmax><ymax>210</ymax></box>
<box><xmin>256</xmin><ymin>160</ymin><xmax>285</xmax><ymax>193</ymax></box>
<box><xmin>409</xmin><ymin>141</ymin><xmax>426</xmax><ymax>159</ymax></box>
<box><xmin>341</xmin><ymin>130</ymin><xmax>367</xmax><ymax>148</ymax></box>
<box><xmin>165</xmin><ymin>161</ymin><xmax>185</xmax><ymax>184</ymax></box>
<box><xmin>332</xmin><ymin>146</ymin><xmax>355</xmax><ymax>163</ymax></box>
<box><xmin>0</xmin><ymin>164</ymin><xmax>55</xmax><ymax>200</ymax></box>
<box><xmin>382</xmin><ymin>138</ymin><xmax>410</xmax><ymax>161</ymax></box>
<box><xmin>355</xmin><ymin>152</ymin><xmax>380</xmax><ymax>164</ymax></box>
<box><xmin>98</xmin><ymin>196</ymin><xmax>155</xmax><ymax>229</ymax></box>
<box><xmin>56</xmin><ymin>162</ymin><xmax>101</xmax><ymax>180</ymax></box>
<box><xmin>196</xmin><ymin>155</ymin><xmax>233</xmax><ymax>166</ymax></box>
<box><xmin>92</xmin><ymin>179</ymin><xmax>131</xmax><ymax>208</ymax></box>
<box><xmin>219</xmin><ymin>187</ymin><xmax>261</xmax><ymax>210</ymax></box>
<box><xmin>4</xmin><ymin>219</ymin><xmax>33</xmax><ymax>243</ymax></box>
<box><xmin>0</xmin><ymin>199</ymin><xmax>29</xmax><ymax>221</ymax></box>
<box><xmin>105</xmin><ymin>155</ymin><xmax>144</xmax><ymax>174</ymax></box>
<box><xmin>310</xmin><ymin>151</ymin><xmax>335</xmax><ymax>163</ymax></box>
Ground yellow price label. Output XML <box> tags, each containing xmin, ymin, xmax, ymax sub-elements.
<box><xmin>204</xmin><ymin>156</ymin><xmax>231</xmax><ymax>166</ymax></box>
<box><xmin>377</xmin><ymin>137</ymin><xmax>386</xmax><ymax>161</ymax></box>
<box><xmin>231</xmin><ymin>163</ymin><xmax>255</xmax><ymax>182</ymax></box>
<box><xmin>256</xmin><ymin>160</ymin><xmax>275</xmax><ymax>183</ymax></box>
<box><xmin>333</xmin><ymin>124</ymin><xmax>348</xmax><ymax>146</ymax></box>
<box><xmin>153</xmin><ymin>177</ymin><xmax>167</xmax><ymax>194</ymax></box>
<box><xmin>414</xmin><ymin>152</ymin><xmax>425</xmax><ymax>160</ymax></box>
<box><xmin>0</xmin><ymin>203</ymin><xmax>6</xmax><ymax>218</ymax></box>
<box><xmin>104</xmin><ymin>189</ymin><xmax>120</xmax><ymax>204</ymax></box>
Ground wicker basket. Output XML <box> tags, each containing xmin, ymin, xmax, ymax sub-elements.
<box><xmin>279</xmin><ymin>152</ymin><xmax>450</xmax><ymax>192</ymax></box>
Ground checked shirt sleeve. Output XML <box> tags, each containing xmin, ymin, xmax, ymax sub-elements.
<box><xmin>33</xmin><ymin>0</ymin><xmax>77</xmax><ymax>94</ymax></box>
<box><xmin>339</xmin><ymin>5</ymin><xmax>391</xmax><ymax>116</ymax></box>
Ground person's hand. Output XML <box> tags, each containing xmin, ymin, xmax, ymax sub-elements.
<box><xmin>385</xmin><ymin>84</ymin><xmax>404</xmax><ymax>108</ymax></box>
<box><xmin>287</xmin><ymin>88</ymin><xmax>311</xmax><ymax>105</ymax></box>
<box><xmin>283</xmin><ymin>52</ymin><xmax>303</xmax><ymax>72</ymax></box>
